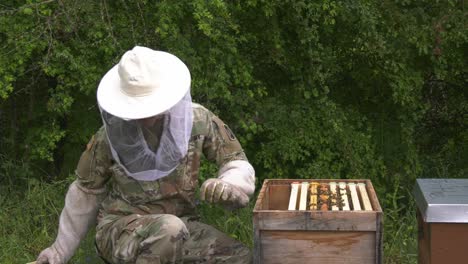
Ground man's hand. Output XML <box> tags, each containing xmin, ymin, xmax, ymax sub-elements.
<box><xmin>200</xmin><ymin>178</ymin><xmax>249</xmax><ymax>209</ymax></box>
<box><xmin>36</xmin><ymin>245</ymin><xmax>62</xmax><ymax>264</ymax></box>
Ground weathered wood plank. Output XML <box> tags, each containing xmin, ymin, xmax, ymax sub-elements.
<box><xmin>261</xmin><ymin>230</ymin><xmax>376</xmax><ymax>264</ymax></box>
<box><xmin>268</xmin><ymin>184</ymin><xmax>289</xmax><ymax>210</ymax></box>
<box><xmin>253</xmin><ymin>214</ymin><xmax>262</xmax><ymax>264</ymax></box>
<box><xmin>253</xmin><ymin>179</ymin><xmax>268</xmax><ymax>211</ymax></box>
<box><xmin>358</xmin><ymin>183</ymin><xmax>373</xmax><ymax>211</ymax></box>
<box><xmin>256</xmin><ymin>211</ymin><xmax>378</xmax><ymax>231</ymax></box>
<box><xmin>349</xmin><ymin>183</ymin><xmax>362</xmax><ymax>211</ymax></box>
<box><xmin>376</xmin><ymin>211</ymin><xmax>383</xmax><ymax>264</ymax></box>
<box><xmin>254</xmin><ymin>179</ymin><xmax>383</xmax><ymax>264</ymax></box>
<box><xmin>365</xmin><ymin>180</ymin><xmax>383</xmax><ymax>212</ymax></box>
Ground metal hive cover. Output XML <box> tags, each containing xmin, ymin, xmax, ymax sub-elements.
<box><xmin>413</xmin><ymin>179</ymin><xmax>468</xmax><ymax>223</ymax></box>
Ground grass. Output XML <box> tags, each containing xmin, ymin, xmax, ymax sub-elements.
<box><xmin>1</xmin><ymin>177</ymin><xmax>419</xmax><ymax>264</ymax></box>
<box><xmin>0</xmin><ymin>174</ymin><xmax>256</xmax><ymax>264</ymax></box>
<box><xmin>0</xmin><ymin>176</ymin><xmax>102</xmax><ymax>264</ymax></box>
<box><xmin>383</xmin><ymin>198</ymin><xmax>418</xmax><ymax>264</ymax></box>
<box><xmin>0</xmin><ymin>150</ymin><xmax>423</xmax><ymax>264</ymax></box>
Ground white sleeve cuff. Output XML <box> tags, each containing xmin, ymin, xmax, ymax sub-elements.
<box><xmin>218</xmin><ymin>160</ymin><xmax>255</xmax><ymax>197</ymax></box>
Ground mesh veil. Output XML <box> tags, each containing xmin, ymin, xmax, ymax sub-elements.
<box><xmin>100</xmin><ymin>92</ymin><xmax>193</xmax><ymax>181</ymax></box>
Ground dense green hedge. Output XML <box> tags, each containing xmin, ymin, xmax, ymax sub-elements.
<box><xmin>0</xmin><ymin>0</ymin><xmax>466</xmax><ymax>263</ymax></box>
<box><xmin>1</xmin><ymin>0</ymin><xmax>465</xmax><ymax>185</ymax></box>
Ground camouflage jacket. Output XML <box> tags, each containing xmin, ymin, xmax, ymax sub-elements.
<box><xmin>75</xmin><ymin>103</ymin><xmax>248</xmax><ymax>219</ymax></box>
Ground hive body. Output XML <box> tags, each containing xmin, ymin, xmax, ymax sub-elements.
<box><xmin>253</xmin><ymin>179</ymin><xmax>383</xmax><ymax>264</ymax></box>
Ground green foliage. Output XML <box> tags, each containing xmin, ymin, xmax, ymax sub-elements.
<box><xmin>0</xmin><ymin>0</ymin><xmax>466</xmax><ymax>263</ymax></box>
<box><xmin>0</xmin><ymin>170</ymin><xmax>103</xmax><ymax>263</ymax></box>
<box><xmin>1</xmin><ymin>0</ymin><xmax>465</xmax><ymax>181</ymax></box>
<box><xmin>198</xmin><ymin>202</ymin><xmax>255</xmax><ymax>248</ymax></box>
<box><xmin>382</xmin><ymin>179</ymin><xmax>418</xmax><ymax>264</ymax></box>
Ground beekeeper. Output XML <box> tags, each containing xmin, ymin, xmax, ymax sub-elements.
<box><xmin>36</xmin><ymin>46</ymin><xmax>255</xmax><ymax>264</ymax></box>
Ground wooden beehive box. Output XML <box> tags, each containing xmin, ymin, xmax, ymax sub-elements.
<box><xmin>413</xmin><ymin>179</ymin><xmax>468</xmax><ymax>264</ymax></box>
<box><xmin>253</xmin><ymin>179</ymin><xmax>383</xmax><ymax>264</ymax></box>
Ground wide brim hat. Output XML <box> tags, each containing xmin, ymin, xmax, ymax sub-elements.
<box><xmin>97</xmin><ymin>46</ymin><xmax>191</xmax><ymax>119</ymax></box>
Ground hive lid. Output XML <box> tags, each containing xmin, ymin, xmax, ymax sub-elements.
<box><xmin>413</xmin><ymin>179</ymin><xmax>468</xmax><ymax>223</ymax></box>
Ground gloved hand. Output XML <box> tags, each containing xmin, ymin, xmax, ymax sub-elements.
<box><xmin>200</xmin><ymin>178</ymin><xmax>249</xmax><ymax>209</ymax></box>
<box><xmin>36</xmin><ymin>244</ymin><xmax>64</xmax><ymax>264</ymax></box>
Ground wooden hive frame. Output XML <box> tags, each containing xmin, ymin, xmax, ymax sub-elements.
<box><xmin>253</xmin><ymin>179</ymin><xmax>383</xmax><ymax>264</ymax></box>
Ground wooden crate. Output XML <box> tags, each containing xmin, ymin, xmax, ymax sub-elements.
<box><xmin>417</xmin><ymin>210</ymin><xmax>468</xmax><ymax>264</ymax></box>
<box><xmin>253</xmin><ymin>179</ymin><xmax>383</xmax><ymax>264</ymax></box>
<box><xmin>413</xmin><ymin>179</ymin><xmax>468</xmax><ymax>264</ymax></box>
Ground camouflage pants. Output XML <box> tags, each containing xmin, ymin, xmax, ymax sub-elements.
<box><xmin>95</xmin><ymin>213</ymin><xmax>252</xmax><ymax>264</ymax></box>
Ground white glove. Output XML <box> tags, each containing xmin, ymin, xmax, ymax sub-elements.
<box><xmin>36</xmin><ymin>181</ymin><xmax>106</xmax><ymax>264</ymax></box>
<box><xmin>36</xmin><ymin>245</ymin><xmax>62</xmax><ymax>264</ymax></box>
<box><xmin>200</xmin><ymin>160</ymin><xmax>255</xmax><ymax>209</ymax></box>
<box><xmin>217</xmin><ymin>160</ymin><xmax>255</xmax><ymax>197</ymax></box>
<box><xmin>200</xmin><ymin>178</ymin><xmax>249</xmax><ymax>209</ymax></box>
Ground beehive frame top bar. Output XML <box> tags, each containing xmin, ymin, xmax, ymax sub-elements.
<box><xmin>413</xmin><ymin>178</ymin><xmax>468</xmax><ymax>223</ymax></box>
<box><xmin>254</xmin><ymin>179</ymin><xmax>382</xmax><ymax>213</ymax></box>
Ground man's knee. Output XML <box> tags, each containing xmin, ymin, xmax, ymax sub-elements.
<box><xmin>136</xmin><ymin>215</ymin><xmax>188</xmax><ymax>264</ymax></box>
<box><xmin>144</xmin><ymin>214</ymin><xmax>189</xmax><ymax>244</ymax></box>
<box><xmin>96</xmin><ymin>214</ymin><xmax>189</xmax><ymax>264</ymax></box>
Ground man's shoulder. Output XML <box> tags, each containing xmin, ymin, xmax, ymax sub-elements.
<box><xmin>192</xmin><ymin>102</ymin><xmax>212</xmax><ymax>120</ymax></box>
<box><xmin>95</xmin><ymin>126</ymin><xmax>108</xmax><ymax>143</ymax></box>
<box><xmin>192</xmin><ymin>102</ymin><xmax>208</xmax><ymax>112</ymax></box>
<box><xmin>191</xmin><ymin>102</ymin><xmax>213</xmax><ymax>136</ymax></box>
<box><xmin>89</xmin><ymin>126</ymin><xmax>111</xmax><ymax>154</ymax></box>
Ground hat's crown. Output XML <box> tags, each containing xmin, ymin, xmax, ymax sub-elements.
<box><xmin>118</xmin><ymin>46</ymin><xmax>160</xmax><ymax>97</ymax></box>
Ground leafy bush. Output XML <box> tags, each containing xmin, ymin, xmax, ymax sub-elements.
<box><xmin>0</xmin><ymin>0</ymin><xmax>465</xmax><ymax>263</ymax></box>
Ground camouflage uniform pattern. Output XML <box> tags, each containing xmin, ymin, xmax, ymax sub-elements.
<box><xmin>75</xmin><ymin>103</ymin><xmax>252</xmax><ymax>264</ymax></box>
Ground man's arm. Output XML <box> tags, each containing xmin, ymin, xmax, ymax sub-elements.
<box><xmin>36</xmin><ymin>182</ymin><xmax>107</xmax><ymax>264</ymax></box>
<box><xmin>198</xmin><ymin>107</ymin><xmax>255</xmax><ymax>208</ymax></box>
<box><xmin>37</xmin><ymin>128</ymin><xmax>112</xmax><ymax>264</ymax></box>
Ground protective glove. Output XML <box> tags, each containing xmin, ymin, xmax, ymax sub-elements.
<box><xmin>200</xmin><ymin>160</ymin><xmax>255</xmax><ymax>209</ymax></box>
<box><xmin>36</xmin><ymin>181</ymin><xmax>106</xmax><ymax>264</ymax></box>
<box><xmin>200</xmin><ymin>178</ymin><xmax>249</xmax><ymax>209</ymax></box>
<box><xmin>36</xmin><ymin>245</ymin><xmax>63</xmax><ymax>264</ymax></box>
<box><xmin>217</xmin><ymin>160</ymin><xmax>255</xmax><ymax>197</ymax></box>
